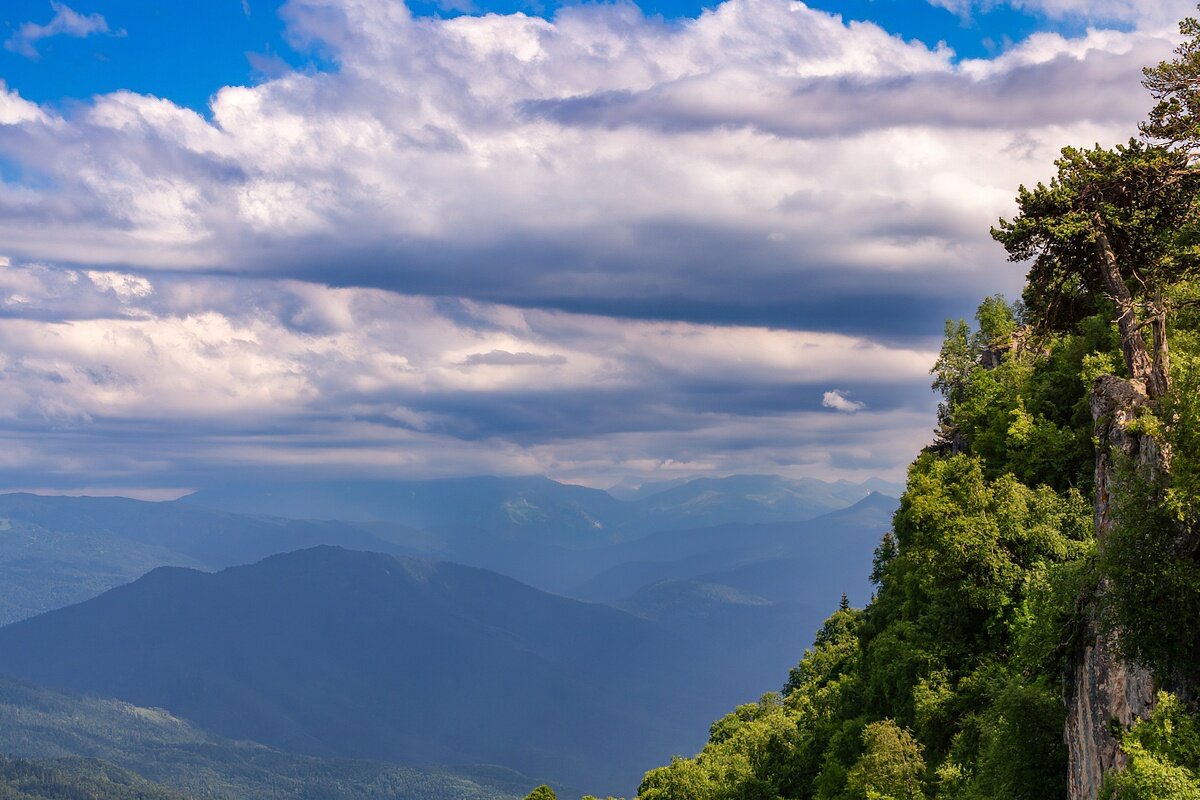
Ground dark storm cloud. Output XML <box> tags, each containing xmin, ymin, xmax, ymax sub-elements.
<box><xmin>230</xmin><ymin>217</ymin><xmax>1000</xmax><ymax>339</ymax></box>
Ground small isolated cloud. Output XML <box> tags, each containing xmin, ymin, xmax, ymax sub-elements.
<box><xmin>823</xmin><ymin>390</ymin><xmax>866</xmax><ymax>414</ymax></box>
<box><xmin>459</xmin><ymin>350</ymin><xmax>569</xmax><ymax>367</ymax></box>
<box><xmin>5</xmin><ymin>2</ymin><xmax>114</xmax><ymax>59</ymax></box>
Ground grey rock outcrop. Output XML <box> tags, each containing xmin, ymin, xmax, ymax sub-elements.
<box><xmin>1065</xmin><ymin>375</ymin><xmax>1160</xmax><ymax>800</ymax></box>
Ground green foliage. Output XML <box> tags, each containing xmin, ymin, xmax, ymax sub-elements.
<box><xmin>974</xmin><ymin>295</ymin><xmax>1019</xmax><ymax>344</ymax></box>
<box><xmin>931</xmin><ymin>299</ymin><xmax>1114</xmax><ymax>493</ymax></box>
<box><xmin>1008</xmin><ymin>555</ymin><xmax>1097</xmax><ymax>678</ymax></box>
<box><xmin>992</xmin><ymin>141</ymin><xmax>1198</xmax><ymax>336</ymax></box>
<box><xmin>0</xmin><ymin>756</ymin><xmax>189</xmax><ymax>800</ymax></box>
<box><xmin>638</xmin><ymin>756</ymin><xmax>715</xmax><ymax>800</ymax></box>
<box><xmin>1101</xmin><ymin>455</ymin><xmax>1200</xmax><ymax>686</ymax></box>
<box><xmin>968</xmin><ymin>678</ymin><xmax>1067</xmax><ymax>800</ymax></box>
<box><xmin>1103</xmin><ymin>694</ymin><xmax>1200</xmax><ymax>800</ymax></box>
<box><xmin>881</xmin><ymin>455</ymin><xmax>1092</xmax><ymax>668</ymax></box>
<box><xmin>842</xmin><ymin>721</ymin><xmax>926</xmax><ymax>800</ymax></box>
<box><xmin>932</xmin><ymin>318</ymin><xmax>976</xmax><ymax>428</ymax></box>
<box><xmin>523</xmin><ymin>786</ymin><xmax>557</xmax><ymax>800</ymax></box>
<box><xmin>1162</xmin><ymin>339</ymin><xmax>1200</xmax><ymax>527</ymax></box>
<box><xmin>1143</xmin><ymin>13</ymin><xmax>1200</xmax><ymax>150</ymax></box>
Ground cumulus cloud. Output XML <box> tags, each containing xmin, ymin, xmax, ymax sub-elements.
<box><xmin>4</xmin><ymin>2</ymin><xmax>115</xmax><ymax>59</ymax></box>
<box><xmin>0</xmin><ymin>0</ymin><xmax>1179</xmax><ymax>338</ymax></box>
<box><xmin>822</xmin><ymin>390</ymin><xmax>865</xmax><ymax>414</ymax></box>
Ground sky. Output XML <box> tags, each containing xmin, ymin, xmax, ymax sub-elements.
<box><xmin>0</xmin><ymin>0</ymin><xmax>1192</xmax><ymax>496</ymax></box>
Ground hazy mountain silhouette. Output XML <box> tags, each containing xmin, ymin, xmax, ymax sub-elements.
<box><xmin>180</xmin><ymin>477</ymin><xmax>626</xmax><ymax>546</ymax></box>
<box><xmin>0</xmin><ymin>493</ymin><xmax>404</xmax><ymax>625</ymax></box>
<box><xmin>621</xmin><ymin>475</ymin><xmax>898</xmax><ymax>533</ymax></box>
<box><xmin>570</xmin><ymin>492</ymin><xmax>897</xmax><ymax>602</ymax></box>
<box><xmin>180</xmin><ymin>474</ymin><xmax>898</xmax><ymax>543</ymax></box>
<box><xmin>0</xmin><ymin>547</ymin><xmax>734</xmax><ymax>793</ymax></box>
<box><xmin>0</xmin><ymin>487</ymin><xmax>896</xmax><ymax>631</ymax></box>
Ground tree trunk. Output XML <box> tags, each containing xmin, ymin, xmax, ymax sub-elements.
<box><xmin>1151</xmin><ymin>304</ymin><xmax>1170</xmax><ymax>399</ymax></box>
<box><xmin>1092</xmin><ymin>221</ymin><xmax>1167</xmax><ymax>399</ymax></box>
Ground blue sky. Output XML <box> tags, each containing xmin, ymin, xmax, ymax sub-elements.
<box><xmin>0</xmin><ymin>0</ymin><xmax>1188</xmax><ymax>493</ymax></box>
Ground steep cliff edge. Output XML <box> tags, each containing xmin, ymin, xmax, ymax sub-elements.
<box><xmin>1065</xmin><ymin>375</ymin><xmax>1161</xmax><ymax>800</ymax></box>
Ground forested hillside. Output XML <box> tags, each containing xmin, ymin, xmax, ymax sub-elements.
<box><xmin>0</xmin><ymin>676</ymin><xmax>532</xmax><ymax>800</ymax></box>
<box><xmin>0</xmin><ymin>757</ymin><xmax>189</xmax><ymax>800</ymax></box>
<box><xmin>629</xmin><ymin>13</ymin><xmax>1200</xmax><ymax>800</ymax></box>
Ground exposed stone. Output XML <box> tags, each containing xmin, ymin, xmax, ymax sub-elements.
<box><xmin>1065</xmin><ymin>375</ymin><xmax>1160</xmax><ymax>800</ymax></box>
<box><xmin>1065</xmin><ymin>589</ymin><xmax>1155</xmax><ymax>800</ymax></box>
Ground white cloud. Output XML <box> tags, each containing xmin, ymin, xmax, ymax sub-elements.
<box><xmin>0</xmin><ymin>82</ymin><xmax>49</xmax><ymax>126</ymax></box>
<box><xmin>85</xmin><ymin>270</ymin><xmax>154</xmax><ymax>302</ymax></box>
<box><xmin>0</xmin><ymin>0</ymin><xmax>1174</xmax><ymax>325</ymax></box>
<box><xmin>4</xmin><ymin>2</ymin><xmax>114</xmax><ymax>59</ymax></box>
<box><xmin>822</xmin><ymin>390</ymin><xmax>866</xmax><ymax>414</ymax></box>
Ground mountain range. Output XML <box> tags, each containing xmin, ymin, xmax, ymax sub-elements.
<box><xmin>0</xmin><ymin>476</ymin><xmax>898</xmax><ymax>624</ymax></box>
<box><xmin>181</xmin><ymin>474</ymin><xmax>901</xmax><ymax>542</ymax></box>
<box><xmin>0</xmin><ymin>474</ymin><xmax>900</xmax><ymax>794</ymax></box>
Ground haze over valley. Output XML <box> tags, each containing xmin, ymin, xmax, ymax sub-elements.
<box><xmin>0</xmin><ymin>475</ymin><xmax>897</xmax><ymax>795</ymax></box>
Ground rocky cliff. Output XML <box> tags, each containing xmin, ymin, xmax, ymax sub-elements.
<box><xmin>1065</xmin><ymin>375</ymin><xmax>1160</xmax><ymax>800</ymax></box>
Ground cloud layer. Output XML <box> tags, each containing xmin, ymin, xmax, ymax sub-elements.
<box><xmin>0</xmin><ymin>0</ymin><xmax>1184</xmax><ymax>489</ymax></box>
<box><xmin>0</xmin><ymin>262</ymin><xmax>935</xmax><ymax>487</ymax></box>
<box><xmin>0</xmin><ymin>1</ymin><xmax>1177</xmax><ymax>329</ymax></box>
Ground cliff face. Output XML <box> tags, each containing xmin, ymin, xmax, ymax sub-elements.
<box><xmin>1065</xmin><ymin>375</ymin><xmax>1159</xmax><ymax>800</ymax></box>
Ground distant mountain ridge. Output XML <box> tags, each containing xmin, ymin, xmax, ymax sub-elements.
<box><xmin>0</xmin><ymin>547</ymin><xmax>731</xmax><ymax>793</ymax></box>
<box><xmin>180</xmin><ymin>473</ymin><xmax>901</xmax><ymax>544</ymax></box>
<box><xmin>0</xmin><ymin>484</ymin><xmax>898</xmax><ymax>624</ymax></box>
<box><xmin>0</xmin><ymin>493</ymin><xmax>404</xmax><ymax>626</ymax></box>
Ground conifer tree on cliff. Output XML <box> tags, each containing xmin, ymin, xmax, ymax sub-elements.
<box><xmin>991</xmin><ymin>11</ymin><xmax>1200</xmax><ymax>399</ymax></box>
<box><xmin>991</xmin><ymin>141</ymin><xmax>1197</xmax><ymax>400</ymax></box>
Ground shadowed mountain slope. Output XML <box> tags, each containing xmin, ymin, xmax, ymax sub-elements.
<box><xmin>0</xmin><ymin>547</ymin><xmax>728</xmax><ymax>794</ymax></box>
